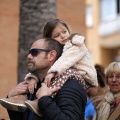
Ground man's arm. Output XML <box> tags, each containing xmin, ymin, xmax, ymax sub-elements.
<box><xmin>7</xmin><ymin>110</ymin><xmax>25</xmax><ymax>120</ymax></box>
<box><xmin>37</xmin><ymin>79</ymin><xmax>87</xmax><ymax>120</ymax></box>
<box><xmin>8</xmin><ymin>81</ymin><xmax>28</xmax><ymax>97</ymax></box>
<box><xmin>7</xmin><ymin>81</ymin><xmax>28</xmax><ymax>120</ymax></box>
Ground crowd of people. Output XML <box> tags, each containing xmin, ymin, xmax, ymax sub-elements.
<box><xmin>85</xmin><ymin>62</ymin><xmax>120</xmax><ymax>120</ymax></box>
<box><xmin>0</xmin><ymin>19</ymin><xmax>120</xmax><ymax>120</ymax></box>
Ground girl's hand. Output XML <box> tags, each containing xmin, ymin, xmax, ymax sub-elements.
<box><xmin>44</xmin><ymin>72</ymin><xmax>56</xmax><ymax>87</ymax></box>
<box><xmin>27</xmin><ymin>78</ymin><xmax>37</xmax><ymax>94</ymax></box>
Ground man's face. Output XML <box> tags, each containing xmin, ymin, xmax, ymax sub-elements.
<box><xmin>27</xmin><ymin>39</ymin><xmax>50</xmax><ymax>74</ymax></box>
<box><xmin>107</xmin><ymin>72</ymin><xmax>120</xmax><ymax>94</ymax></box>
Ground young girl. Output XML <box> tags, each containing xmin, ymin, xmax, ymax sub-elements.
<box><xmin>0</xmin><ymin>19</ymin><xmax>98</xmax><ymax>116</ymax></box>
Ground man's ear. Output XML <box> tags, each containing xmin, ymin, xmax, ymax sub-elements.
<box><xmin>48</xmin><ymin>50</ymin><xmax>57</xmax><ymax>62</ymax></box>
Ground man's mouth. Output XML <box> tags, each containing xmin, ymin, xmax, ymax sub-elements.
<box><xmin>28</xmin><ymin>61</ymin><xmax>34</xmax><ymax>64</ymax></box>
<box><xmin>28</xmin><ymin>62</ymin><xmax>34</xmax><ymax>67</ymax></box>
<box><xmin>28</xmin><ymin>62</ymin><xmax>33</xmax><ymax>64</ymax></box>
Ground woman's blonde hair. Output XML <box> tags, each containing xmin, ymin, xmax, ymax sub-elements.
<box><xmin>105</xmin><ymin>62</ymin><xmax>120</xmax><ymax>84</ymax></box>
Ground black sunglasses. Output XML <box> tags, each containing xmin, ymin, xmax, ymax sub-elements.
<box><xmin>29</xmin><ymin>48</ymin><xmax>51</xmax><ymax>57</ymax></box>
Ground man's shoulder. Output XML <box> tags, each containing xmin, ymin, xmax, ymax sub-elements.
<box><xmin>61</xmin><ymin>79</ymin><xmax>87</xmax><ymax>95</ymax></box>
<box><xmin>55</xmin><ymin>78</ymin><xmax>87</xmax><ymax>104</ymax></box>
<box><xmin>63</xmin><ymin>78</ymin><xmax>85</xmax><ymax>87</ymax></box>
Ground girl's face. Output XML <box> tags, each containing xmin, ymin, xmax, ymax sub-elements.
<box><xmin>51</xmin><ymin>24</ymin><xmax>70</xmax><ymax>45</ymax></box>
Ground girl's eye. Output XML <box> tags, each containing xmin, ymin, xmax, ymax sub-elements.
<box><xmin>63</xmin><ymin>31</ymin><xmax>66</xmax><ymax>33</ymax></box>
<box><xmin>54</xmin><ymin>34</ymin><xmax>59</xmax><ymax>38</ymax></box>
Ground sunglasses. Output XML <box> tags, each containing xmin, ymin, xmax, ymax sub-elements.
<box><xmin>29</xmin><ymin>48</ymin><xmax>51</xmax><ymax>57</ymax></box>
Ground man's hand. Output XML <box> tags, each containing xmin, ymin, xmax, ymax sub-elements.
<box><xmin>8</xmin><ymin>81</ymin><xmax>28</xmax><ymax>97</ymax></box>
<box><xmin>36</xmin><ymin>83</ymin><xmax>61</xmax><ymax>99</ymax></box>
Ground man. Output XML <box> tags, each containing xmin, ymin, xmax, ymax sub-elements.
<box><xmin>1</xmin><ymin>38</ymin><xmax>87</xmax><ymax>120</ymax></box>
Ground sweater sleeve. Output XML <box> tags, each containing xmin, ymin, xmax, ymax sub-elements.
<box><xmin>48</xmin><ymin>35</ymin><xmax>88</xmax><ymax>76</ymax></box>
<box><xmin>38</xmin><ymin>79</ymin><xmax>87</xmax><ymax>120</ymax></box>
<box><xmin>24</xmin><ymin>72</ymin><xmax>39</xmax><ymax>83</ymax></box>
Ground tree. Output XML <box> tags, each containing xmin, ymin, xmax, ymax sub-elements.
<box><xmin>18</xmin><ymin>0</ymin><xmax>56</xmax><ymax>83</ymax></box>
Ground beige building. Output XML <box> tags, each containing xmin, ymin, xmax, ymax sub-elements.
<box><xmin>0</xmin><ymin>0</ymin><xmax>85</xmax><ymax>119</ymax></box>
<box><xmin>85</xmin><ymin>0</ymin><xmax>120</xmax><ymax>67</ymax></box>
<box><xmin>0</xmin><ymin>1</ymin><xmax>19</xmax><ymax>119</ymax></box>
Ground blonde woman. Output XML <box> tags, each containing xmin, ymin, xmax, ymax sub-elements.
<box><xmin>97</xmin><ymin>62</ymin><xmax>120</xmax><ymax>120</ymax></box>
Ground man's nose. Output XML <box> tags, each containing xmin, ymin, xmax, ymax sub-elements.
<box><xmin>27</xmin><ymin>53</ymin><xmax>33</xmax><ymax>59</ymax></box>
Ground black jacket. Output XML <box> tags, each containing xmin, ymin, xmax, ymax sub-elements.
<box><xmin>8</xmin><ymin>79</ymin><xmax>87</xmax><ymax>120</ymax></box>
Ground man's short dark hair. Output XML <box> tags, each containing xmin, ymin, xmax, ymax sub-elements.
<box><xmin>44</xmin><ymin>38</ymin><xmax>63</xmax><ymax>60</ymax></box>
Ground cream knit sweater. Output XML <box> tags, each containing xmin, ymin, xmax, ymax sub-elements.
<box><xmin>47</xmin><ymin>35</ymin><xmax>98</xmax><ymax>87</ymax></box>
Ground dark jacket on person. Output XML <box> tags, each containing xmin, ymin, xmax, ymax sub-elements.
<box><xmin>7</xmin><ymin>79</ymin><xmax>87</xmax><ymax>120</ymax></box>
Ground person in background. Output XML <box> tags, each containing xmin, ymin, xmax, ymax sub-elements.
<box><xmin>92</xmin><ymin>64</ymin><xmax>109</xmax><ymax>113</ymax></box>
<box><xmin>97</xmin><ymin>62</ymin><xmax>120</xmax><ymax>120</ymax></box>
<box><xmin>0</xmin><ymin>38</ymin><xmax>87</xmax><ymax>120</ymax></box>
<box><xmin>85</xmin><ymin>64</ymin><xmax>108</xmax><ymax>120</ymax></box>
<box><xmin>85</xmin><ymin>88</ymin><xmax>96</xmax><ymax>120</ymax></box>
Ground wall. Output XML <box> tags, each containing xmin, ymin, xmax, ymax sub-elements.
<box><xmin>85</xmin><ymin>0</ymin><xmax>120</xmax><ymax>67</ymax></box>
<box><xmin>0</xmin><ymin>0</ymin><xmax>19</xmax><ymax>119</ymax></box>
<box><xmin>57</xmin><ymin>0</ymin><xmax>86</xmax><ymax>36</ymax></box>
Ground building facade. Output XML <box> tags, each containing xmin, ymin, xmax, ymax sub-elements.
<box><xmin>85</xmin><ymin>0</ymin><xmax>120</xmax><ymax>67</ymax></box>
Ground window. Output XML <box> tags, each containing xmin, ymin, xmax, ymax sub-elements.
<box><xmin>86</xmin><ymin>5</ymin><xmax>93</xmax><ymax>27</ymax></box>
<box><xmin>99</xmin><ymin>0</ymin><xmax>120</xmax><ymax>36</ymax></box>
<box><xmin>100</xmin><ymin>0</ymin><xmax>120</xmax><ymax>21</ymax></box>
<box><xmin>117</xmin><ymin>0</ymin><xmax>120</xmax><ymax>13</ymax></box>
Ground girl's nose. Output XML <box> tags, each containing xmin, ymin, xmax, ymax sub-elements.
<box><xmin>61</xmin><ymin>33</ymin><xmax>65</xmax><ymax>39</ymax></box>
